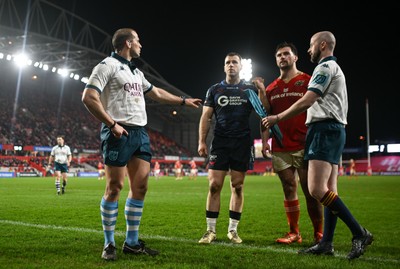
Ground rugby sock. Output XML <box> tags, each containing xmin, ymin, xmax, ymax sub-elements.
<box><xmin>125</xmin><ymin>198</ymin><xmax>144</xmax><ymax>246</ymax></box>
<box><xmin>284</xmin><ymin>200</ymin><xmax>300</xmax><ymax>234</ymax></box>
<box><xmin>320</xmin><ymin>190</ymin><xmax>363</xmax><ymax>237</ymax></box>
<box><xmin>228</xmin><ymin>210</ymin><xmax>242</xmax><ymax>232</ymax></box>
<box><xmin>321</xmin><ymin>207</ymin><xmax>337</xmax><ymax>243</ymax></box>
<box><xmin>205</xmin><ymin>211</ymin><xmax>219</xmax><ymax>233</ymax></box>
<box><xmin>55</xmin><ymin>179</ymin><xmax>60</xmax><ymax>193</ymax></box>
<box><xmin>62</xmin><ymin>181</ymin><xmax>66</xmax><ymax>192</ymax></box>
<box><xmin>100</xmin><ymin>197</ymin><xmax>118</xmax><ymax>246</ymax></box>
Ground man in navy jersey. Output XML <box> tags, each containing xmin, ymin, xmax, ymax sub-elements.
<box><xmin>262</xmin><ymin>31</ymin><xmax>373</xmax><ymax>260</ymax></box>
<box><xmin>198</xmin><ymin>52</ymin><xmax>264</xmax><ymax>244</ymax></box>
<box><xmin>82</xmin><ymin>28</ymin><xmax>202</xmax><ymax>261</ymax></box>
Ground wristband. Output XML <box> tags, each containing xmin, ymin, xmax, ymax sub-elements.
<box><xmin>109</xmin><ymin>121</ymin><xmax>117</xmax><ymax>129</ymax></box>
<box><xmin>180</xmin><ymin>96</ymin><xmax>186</xmax><ymax>105</ymax></box>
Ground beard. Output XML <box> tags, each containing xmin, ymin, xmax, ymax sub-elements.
<box><xmin>311</xmin><ymin>49</ymin><xmax>321</xmax><ymax>64</ymax></box>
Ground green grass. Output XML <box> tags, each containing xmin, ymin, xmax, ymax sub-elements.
<box><xmin>0</xmin><ymin>175</ymin><xmax>399</xmax><ymax>269</ymax></box>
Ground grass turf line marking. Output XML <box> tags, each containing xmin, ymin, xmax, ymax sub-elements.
<box><xmin>1</xmin><ymin>219</ymin><xmax>398</xmax><ymax>264</ymax></box>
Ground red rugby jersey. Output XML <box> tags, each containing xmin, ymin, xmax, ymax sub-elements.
<box><xmin>266</xmin><ymin>72</ymin><xmax>310</xmax><ymax>152</ymax></box>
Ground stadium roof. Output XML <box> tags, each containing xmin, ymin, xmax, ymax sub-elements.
<box><xmin>0</xmin><ymin>0</ymin><xmax>205</xmax><ymax>154</ymax></box>
<box><xmin>0</xmin><ymin>0</ymin><xmax>201</xmax><ymax>125</ymax></box>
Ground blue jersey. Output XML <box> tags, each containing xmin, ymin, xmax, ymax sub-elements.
<box><xmin>204</xmin><ymin>79</ymin><xmax>257</xmax><ymax>138</ymax></box>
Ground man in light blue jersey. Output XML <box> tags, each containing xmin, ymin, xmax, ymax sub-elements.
<box><xmin>82</xmin><ymin>28</ymin><xmax>202</xmax><ymax>261</ymax></box>
<box><xmin>262</xmin><ymin>31</ymin><xmax>373</xmax><ymax>260</ymax></box>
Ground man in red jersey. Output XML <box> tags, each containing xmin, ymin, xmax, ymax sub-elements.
<box><xmin>189</xmin><ymin>159</ymin><xmax>198</xmax><ymax>180</ymax></box>
<box><xmin>97</xmin><ymin>161</ymin><xmax>105</xmax><ymax>180</ymax></box>
<box><xmin>174</xmin><ymin>160</ymin><xmax>183</xmax><ymax>180</ymax></box>
<box><xmin>254</xmin><ymin>42</ymin><xmax>323</xmax><ymax>245</ymax></box>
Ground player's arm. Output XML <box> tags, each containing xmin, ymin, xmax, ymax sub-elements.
<box><xmin>48</xmin><ymin>154</ymin><xmax>54</xmax><ymax>168</ymax></box>
<box><xmin>146</xmin><ymin>86</ymin><xmax>202</xmax><ymax>108</ymax></box>
<box><xmin>67</xmin><ymin>153</ymin><xmax>72</xmax><ymax>166</ymax></box>
<box><xmin>252</xmin><ymin>77</ymin><xmax>271</xmax><ymax>113</ymax></box>
<box><xmin>82</xmin><ymin>87</ymin><xmax>128</xmax><ymax>137</ymax></box>
<box><xmin>198</xmin><ymin>106</ymin><xmax>213</xmax><ymax>157</ymax></box>
<box><xmin>260</xmin><ymin>121</ymin><xmax>271</xmax><ymax>159</ymax></box>
<box><xmin>263</xmin><ymin>90</ymin><xmax>319</xmax><ymax>127</ymax></box>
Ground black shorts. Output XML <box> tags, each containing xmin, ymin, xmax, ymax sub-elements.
<box><xmin>208</xmin><ymin>135</ymin><xmax>253</xmax><ymax>172</ymax></box>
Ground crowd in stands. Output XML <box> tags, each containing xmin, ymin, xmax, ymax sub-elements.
<box><xmin>0</xmin><ymin>84</ymin><xmax>195</xmax><ymax>159</ymax></box>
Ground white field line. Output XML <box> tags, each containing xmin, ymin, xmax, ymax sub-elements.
<box><xmin>0</xmin><ymin>219</ymin><xmax>399</xmax><ymax>264</ymax></box>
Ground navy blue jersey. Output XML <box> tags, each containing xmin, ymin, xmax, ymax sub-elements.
<box><xmin>204</xmin><ymin>79</ymin><xmax>257</xmax><ymax>138</ymax></box>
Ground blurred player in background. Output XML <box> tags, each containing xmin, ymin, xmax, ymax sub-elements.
<box><xmin>98</xmin><ymin>161</ymin><xmax>105</xmax><ymax>180</ymax></box>
<box><xmin>348</xmin><ymin>159</ymin><xmax>357</xmax><ymax>179</ymax></box>
<box><xmin>48</xmin><ymin>135</ymin><xmax>72</xmax><ymax>195</ymax></box>
<box><xmin>174</xmin><ymin>160</ymin><xmax>183</xmax><ymax>180</ymax></box>
<box><xmin>154</xmin><ymin>161</ymin><xmax>161</xmax><ymax>180</ymax></box>
<box><xmin>254</xmin><ymin>42</ymin><xmax>323</xmax><ymax>245</ymax></box>
<box><xmin>189</xmin><ymin>159</ymin><xmax>198</xmax><ymax>180</ymax></box>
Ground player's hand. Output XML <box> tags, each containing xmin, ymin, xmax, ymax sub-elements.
<box><xmin>198</xmin><ymin>143</ymin><xmax>208</xmax><ymax>157</ymax></box>
<box><xmin>261</xmin><ymin>142</ymin><xmax>272</xmax><ymax>159</ymax></box>
<box><xmin>252</xmin><ymin>77</ymin><xmax>265</xmax><ymax>90</ymax></box>
<box><xmin>262</xmin><ymin>115</ymin><xmax>279</xmax><ymax>129</ymax></box>
<box><xmin>111</xmin><ymin>123</ymin><xmax>128</xmax><ymax>138</ymax></box>
<box><xmin>185</xmin><ymin>98</ymin><xmax>203</xmax><ymax>108</ymax></box>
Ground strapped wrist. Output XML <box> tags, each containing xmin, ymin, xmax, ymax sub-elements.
<box><xmin>109</xmin><ymin>121</ymin><xmax>117</xmax><ymax>129</ymax></box>
<box><xmin>180</xmin><ymin>96</ymin><xmax>186</xmax><ymax>105</ymax></box>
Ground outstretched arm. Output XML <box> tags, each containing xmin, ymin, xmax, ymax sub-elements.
<box><xmin>146</xmin><ymin>86</ymin><xmax>202</xmax><ymax>108</ymax></box>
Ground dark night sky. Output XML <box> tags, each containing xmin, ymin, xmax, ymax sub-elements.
<box><xmin>49</xmin><ymin>1</ymin><xmax>399</xmax><ymax>147</ymax></box>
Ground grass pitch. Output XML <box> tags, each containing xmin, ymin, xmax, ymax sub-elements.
<box><xmin>0</xmin><ymin>175</ymin><xmax>399</xmax><ymax>268</ymax></box>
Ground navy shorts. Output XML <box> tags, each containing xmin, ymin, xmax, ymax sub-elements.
<box><xmin>100</xmin><ymin>124</ymin><xmax>152</xmax><ymax>167</ymax></box>
<box><xmin>54</xmin><ymin>162</ymin><xmax>68</xmax><ymax>173</ymax></box>
<box><xmin>208</xmin><ymin>135</ymin><xmax>253</xmax><ymax>172</ymax></box>
<box><xmin>305</xmin><ymin>120</ymin><xmax>345</xmax><ymax>164</ymax></box>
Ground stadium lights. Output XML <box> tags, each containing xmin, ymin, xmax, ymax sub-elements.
<box><xmin>13</xmin><ymin>53</ymin><xmax>31</xmax><ymax>68</ymax></box>
<box><xmin>240</xmin><ymin>58</ymin><xmax>253</xmax><ymax>81</ymax></box>
<box><xmin>0</xmin><ymin>50</ymin><xmax>87</xmax><ymax>84</ymax></box>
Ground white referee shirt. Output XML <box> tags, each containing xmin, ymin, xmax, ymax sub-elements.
<box><xmin>85</xmin><ymin>52</ymin><xmax>153</xmax><ymax>126</ymax></box>
<box><xmin>50</xmin><ymin>145</ymin><xmax>72</xmax><ymax>164</ymax></box>
<box><xmin>306</xmin><ymin>56</ymin><xmax>348</xmax><ymax>125</ymax></box>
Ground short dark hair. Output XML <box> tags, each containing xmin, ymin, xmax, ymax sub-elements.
<box><xmin>226</xmin><ymin>52</ymin><xmax>242</xmax><ymax>61</ymax></box>
<box><xmin>275</xmin><ymin>42</ymin><xmax>298</xmax><ymax>56</ymax></box>
<box><xmin>112</xmin><ymin>28</ymin><xmax>135</xmax><ymax>52</ymax></box>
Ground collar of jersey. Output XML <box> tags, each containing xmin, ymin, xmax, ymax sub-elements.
<box><xmin>319</xmin><ymin>56</ymin><xmax>337</xmax><ymax>64</ymax></box>
<box><xmin>111</xmin><ymin>52</ymin><xmax>137</xmax><ymax>71</ymax></box>
<box><xmin>221</xmin><ymin>79</ymin><xmax>245</xmax><ymax>86</ymax></box>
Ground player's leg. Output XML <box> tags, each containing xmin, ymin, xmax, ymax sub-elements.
<box><xmin>227</xmin><ymin>170</ymin><xmax>245</xmax><ymax>244</ymax></box>
<box><xmin>54</xmin><ymin>168</ymin><xmax>61</xmax><ymax>195</ymax></box>
<box><xmin>101</xmin><ymin>164</ymin><xmax>126</xmax><ymax>260</ymax></box>
<box><xmin>272</xmin><ymin>152</ymin><xmax>302</xmax><ymax>244</ymax></box>
<box><xmin>298</xmin><ymin>165</ymin><xmax>323</xmax><ymax>245</ymax></box>
<box><xmin>199</xmin><ymin>169</ymin><xmax>226</xmax><ymax>243</ymax></box>
<box><xmin>122</xmin><ymin>128</ymin><xmax>158</xmax><ymax>256</ymax></box>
